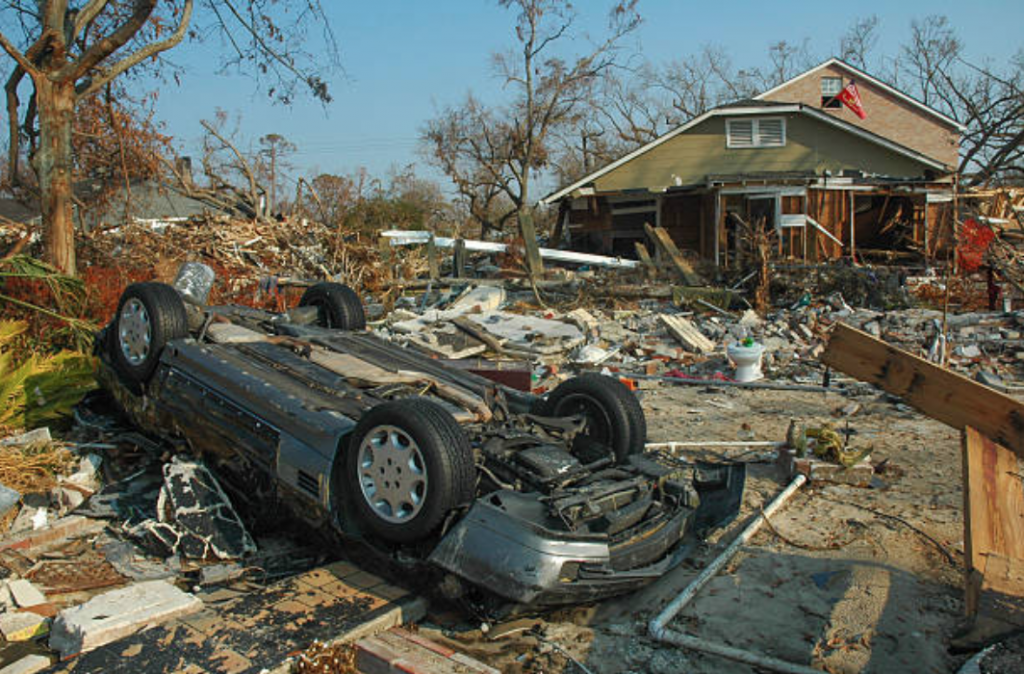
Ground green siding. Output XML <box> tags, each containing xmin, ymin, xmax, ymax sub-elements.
<box><xmin>593</xmin><ymin>113</ymin><xmax>932</xmax><ymax>193</ymax></box>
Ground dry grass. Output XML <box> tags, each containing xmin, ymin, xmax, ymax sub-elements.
<box><xmin>292</xmin><ymin>641</ymin><xmax>358</xmax><ymax>674</ymax></box>
<box><xmin>0</xmin><ymin>441</ymin><xmax>77</xmax><ymax>494</ymax></box>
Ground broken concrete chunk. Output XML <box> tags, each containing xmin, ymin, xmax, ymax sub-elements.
<box><xmin>153</xmin><ymin>458</ymin><xmax>256</xmax><ymax>560</ymax></box>
<box><xmin>0</xmin><ymin>654</ymin><xmax>51</xmax><ymax>674</ymax></box>
<box><xmin>49</xmin><ymin>580</ymin><xmax>203</xmax><ymax>657</ymax></box>
<box><xmin>447</xmin><ymin>285</ymin><xmax>505</xmax><ymax>314</ymax></box>
<box><xmin>955</xmin><ymin>344</ymin><xmax>982</xmax><ymax>358</ymax></box>
<box><xmin>7</xmin><ymin>579</ymin><xmax>46</xmax><ymax>608</ymax></box>
<box><xmin>0</xmin><ymin>611</ymin><xmax>49</xmax><ymax>641</ymax></box>
<box><xmin>0</xmin><ymin>482</ymin><xmax>19</xmax><ymax>519</ymax></box>
<box><xmin>738</xmin><ymin>309</ymin><xmax>762</xmax><ymax>328</ymax></box>
<box><xmin>566</xmin><ymin>308</ymin><xmax>600</xmax><ymax>333</ymax></box>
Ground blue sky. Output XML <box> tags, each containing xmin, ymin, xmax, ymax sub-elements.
<box><xmin>151</xmin><ymin>0</ymin><xmax>1024</xmax><ymax>189</ymax></box>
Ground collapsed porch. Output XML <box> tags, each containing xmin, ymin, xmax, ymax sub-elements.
<box><xmin>554</xmin><ymin>173</ymin><xmax>956</xmax><ymax>267</ymax></box>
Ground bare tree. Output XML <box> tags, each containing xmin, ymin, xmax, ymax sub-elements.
<box><xmin>421</xmin><ymin>94</ymin><xmax>518</xmax><ymax>238</ymax></box>
<box><xmin>423</xmin><ymin>0</ymin><xmax>640</xmax><ymax>243</ymax></box>
<box><xmin>838</xmin><ymin>15</ymin><xmax>879</xmax><ymax>71</ymax></box>
<box><xmin>164</xmin><ymin>112</ymin><xmax>267</xmax><ymax>219</ymax></box>
<box><xmin>895</xmin><ymin>16</ymin><xmax>1024</xmax><ymax>184</ymax></box>
<box><xmin>0</xmin><ymin>1</ymin><xmax>338</xmax><ymax>274</ymax></box>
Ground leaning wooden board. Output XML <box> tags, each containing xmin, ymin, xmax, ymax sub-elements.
<box><xmin>822</xmin><ymin>322</ymin><xmax>1024</xmax><ymax>455</ymax></box>
<box><xmin>823</xmin><ymin>324</ymin><xmax>1024</xmax><ymax>629</ymax></box>
<box><xmin>962</xmin><ymin>427</ymin><xmax>1024</xmax><ymax>626</ymax></box>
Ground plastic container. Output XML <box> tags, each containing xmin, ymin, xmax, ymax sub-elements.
<box><xmin>173</xmin><ymin>262</ymin><xmax>216</xmax><ymax>305</ymax></box>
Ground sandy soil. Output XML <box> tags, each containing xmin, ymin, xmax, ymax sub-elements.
<box><xmin>422</xmin><ymin>383</ymin><xmax>980</xmax><ymax>674</ymax></box>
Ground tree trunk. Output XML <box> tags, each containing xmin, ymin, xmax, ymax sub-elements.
<box><xmin>33</xmin><ymin>78</ymin><xmax>76</xmax><ymax>275</ymax></box>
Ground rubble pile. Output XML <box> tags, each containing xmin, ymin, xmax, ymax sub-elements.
<box><xmin>375</xmin><ymin>280</ymin><xmax>1024</xmax><ymax>393</ymax></box>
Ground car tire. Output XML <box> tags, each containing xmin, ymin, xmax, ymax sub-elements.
<box><xmin>345</xmin><ymin>398</ymin><xmax>475</xmax><ymax>544</ymax></box>
<box><xmin>299</xmin><ymin>282</ymin><xmax>366</xmax><ymax>331</ymax></box>
<box><xmin>109</xmin><ymin>282</ymin><xmax>188</xmax><ymax>390</ymax></box>
<box><xmin>533</xmin><ymin>373</ymin><xmax>647</xmax><ymax>463</ymax></box>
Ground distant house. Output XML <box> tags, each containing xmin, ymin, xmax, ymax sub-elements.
<box><xmin>541</xmin><ymin>58</ymin><xmax>963</xmax><ymax>265</ymax></box>
<box><xmin>80</xmin><ymin>181</ymin><xmax>215</xmax><ymax>231</ymax></box>
<box><xmin>0</xmin><ymin>198</ymin><xmax>40</xmax><ymax>225</ymax></box>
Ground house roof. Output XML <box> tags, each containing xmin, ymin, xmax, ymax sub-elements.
<box><xmin>539</xmin><ymin>102</ymin><xmax>950</xmax><ymax>205</ymax></box>
<box><xmin>754</xmin><ymin>57</ymin><xmax>966</xmax><ymax>132</ymax></box>
<box><xmin>0</xmin><ymin>198</ymin><xmax>40</xmax><ymax>224</ymax></box>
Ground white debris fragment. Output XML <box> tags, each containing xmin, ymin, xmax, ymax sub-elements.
<box><xmin>7</xmin><ymin>579</ymin><xmax>46</xmax><ymax>608</ymax></box>
<box><xmin>49</xmin><ymin>580</ymin><xmax>203</xmax><ymax>657</ymax></box>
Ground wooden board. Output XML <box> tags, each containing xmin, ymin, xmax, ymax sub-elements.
<box><xmin>660</xmin><ymin>314</ymin><xmax>715</xmax><ymax>354</ymax></box>
<box><xmin>634</xmin><ymin>242</ymin><xmax>657</xmax><ymax>279</ymax></box>
<box><xmin>962</xmin><ymin>426</ymin><xmax>1024</xmax><ymax>620</ymax></box>
<box><xmin>644</xmin><ymin>223</ymin><xmax>700</xmax><ymax>285</ymax></box>
<box><xmin>822</xmin><ymin>323</ymin><xmax>1024</xmax><ymax>455</ymax></box>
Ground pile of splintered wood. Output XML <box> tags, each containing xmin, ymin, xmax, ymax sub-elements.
<box><xmin>80</xmin><ymin>214</ymin><xmax>426</xmax><ymax>295</ymax></box>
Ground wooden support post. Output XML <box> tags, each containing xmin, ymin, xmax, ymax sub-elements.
<box><xmin>713</xmin><ymin>192</ymin><xmax>721</xmax><ymax>267</ymax></box>
<box><xmin>452</xmin><ymin>239</ymin><xmax>466</xmax><ymax>278</ymax></box>
<box><xmin>849</xmin><ymin>191</ymin><xmax>856</xmax><ymax>261</ymax></box>
<box><xmin>518</xmin><ymin>212</ymin><xmax>545</xmax><ymax>280</ymax></box>
<box><xmin>377</xmin><ymin>236</ymin><xmax>393</xmax><ymax>281</ymax></box>
<box><xmin>426</xmin><ymin>235</ymin><xmax>439</xmax><ymax>280</ymax></box>
<box><xmin>962</xmin><ymin>426</ymin><xmax>1024</xmax><ymax>626</ymax></box>
<box><xmin>644</xmin><ymin>222</ymin><xmax>700</xmax><ymax>285</ymax></box>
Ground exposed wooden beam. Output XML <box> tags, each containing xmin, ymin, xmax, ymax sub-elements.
<box><xmin>644</xmin><ymin>222</ymin><xmax>700</xmax><ymax>285</ymax></box>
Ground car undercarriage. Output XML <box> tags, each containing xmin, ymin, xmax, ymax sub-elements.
<box><xmin>96</xmin><ymin>279</ymin><xmax>745</xmax><ymax>606</ymax></box>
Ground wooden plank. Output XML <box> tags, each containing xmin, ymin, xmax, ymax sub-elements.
<box><xmin>660</xmin><ymin>314</ymin><xmax>715</xmax><ymax>354</ymax></box>
<box><xmin>452</xmin><ymin>239</ymin><xmax>466</xmax><ymax>278</ymax></box>
<box><xmin>822</xmin><ymin>323</ymin><xmax>1024</xmax><ymax>454</ymax></box>
<box><xmin>644</xmin><ymin>222</ymin><xmax>700</xmax><ymax>285</ymax></box>
<box><xmin>426</xmin><ymin>235</ymin><xmax>439</xmax><ymax>280</ymax></box>
<box><xmin>634</xmin><ymin>242</ymin><xmax>657</xmax><ymax>279</ymax></box>
<box><xmin>962</xmin><ymin>426</ymin><xmax>1024</xmax><ymax>616</ymax></box>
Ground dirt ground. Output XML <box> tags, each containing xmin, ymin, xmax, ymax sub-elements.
<box><xmin>421</xmin><ymin>382</ymin><xmax>981</xmax><ymax>674</ymax></box>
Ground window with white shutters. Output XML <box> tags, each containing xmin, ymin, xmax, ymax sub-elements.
<box><xmin>726</xmin><ymin>117</ymin><xmax>786</xmax><ymax>148</ymax></box>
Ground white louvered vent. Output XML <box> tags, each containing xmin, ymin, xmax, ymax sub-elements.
<box><xmin>757</xmin><ymin>118</ymin><xmax>785</xmax><ymax>146</ymax></box>
<box><xmin>726</xmin><ymin>119</ymin><xmax>754</xmax><ymax>148</ymax></box>
<box><xmin>727</xmin><ymin>117</ymin><xmax>786</xmax><ymax>148</ymax></box>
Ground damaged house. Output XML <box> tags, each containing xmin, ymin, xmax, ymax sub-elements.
<box><xmin>542</xmin><ymin>58</ymin><xmax>964</xmax><ymax>265</ymax></box>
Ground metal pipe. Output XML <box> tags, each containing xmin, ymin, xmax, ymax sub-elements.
<box><xmin>648</xmin><ymin>475</ymin><xmax>815</xmax><ymax>674</ymax></box>
<box><xmin>645</xmin><ymin>441</ymin><xmax>784</xmax><ymax>449</ymax></box>
<box><xmin>656</xmin><ymin>631</ymin><xmax>824</xmax><ymax>674</ymax></box>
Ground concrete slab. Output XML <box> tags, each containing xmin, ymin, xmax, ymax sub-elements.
<box><xmin>0</xmin><ymin>612</ymin><xmax>49</xmax><ymax>641</ymax></box>
<box><xmin>44</xmin><ymin>563</ymin><xmax>425</xmax><ymax>674</ymax></box>
<box><xmin>49</xmin><ymin>580</ymin><xmax>203</xmax><ymax>657</ymax></box>
<box><xmin>7</xmin><ymin>580</ymin><xmax>46</xmax><ymax>608</ymax></box>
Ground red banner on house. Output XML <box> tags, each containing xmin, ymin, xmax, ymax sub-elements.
<box><xmin>837</xmin><ymin>80</ymin><xmax>867</xmax><ymax>119</ymax></box>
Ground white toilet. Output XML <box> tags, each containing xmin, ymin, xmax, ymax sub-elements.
<box><xmin>726</xmin><ymin>340</ymin><xmax>765</xmax><ymax>382</ymax></box>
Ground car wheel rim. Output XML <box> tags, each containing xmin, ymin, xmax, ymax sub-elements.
<box><xmin>357</xmin><ymin>425</ymin><xmax>428</xmax><ymax>524</ymax></box>
<box><xmin>118</xmin><ymin>298</ymin><xmax>152</xmax><ymax>366</ymax></box>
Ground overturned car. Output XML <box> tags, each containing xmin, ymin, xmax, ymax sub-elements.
<box><xmin>96</xmin><ymin>276</ymin><xmax>744</xmax><ymax>605</ymax></box>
